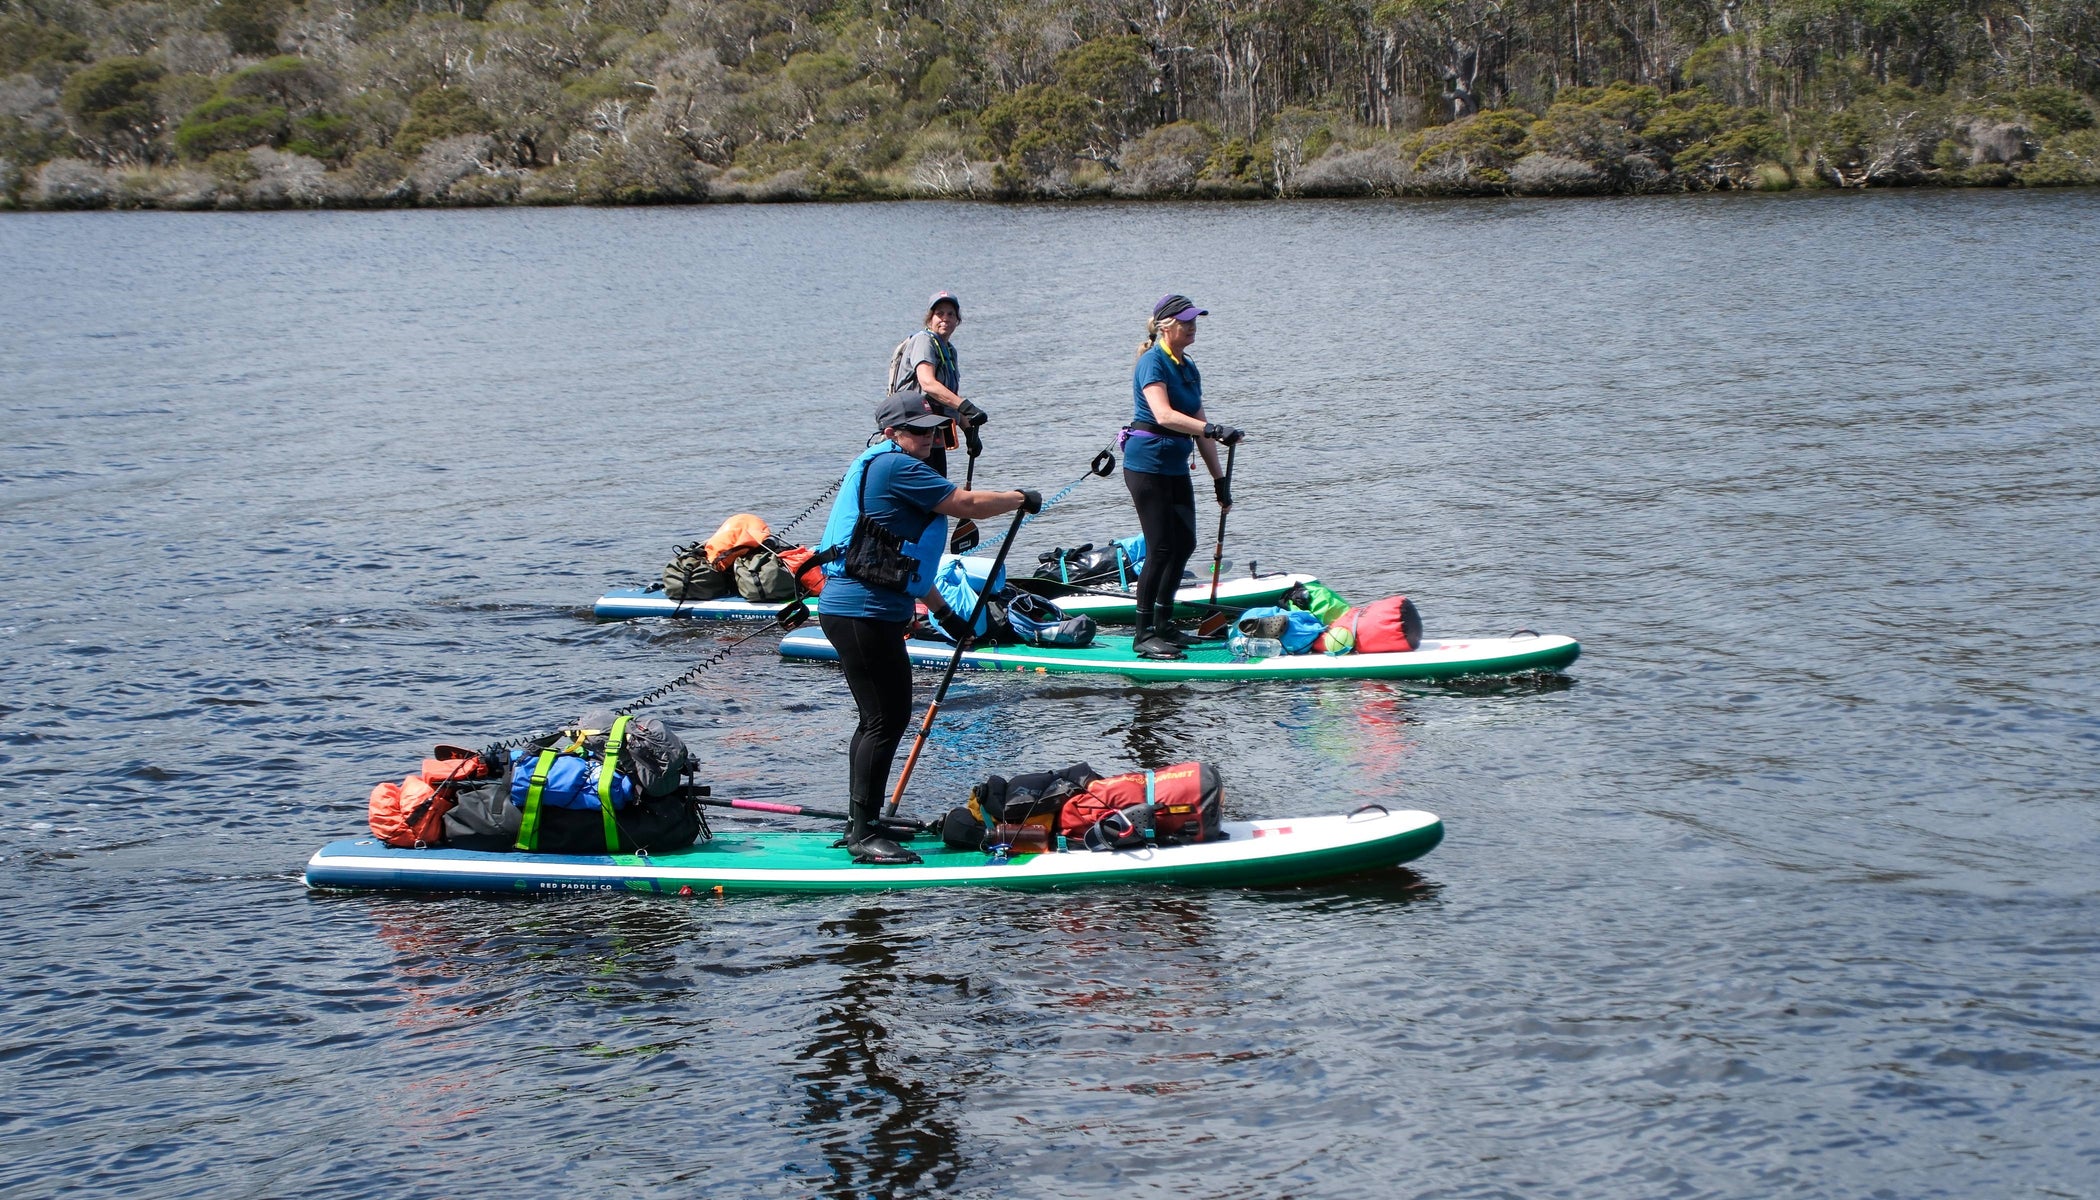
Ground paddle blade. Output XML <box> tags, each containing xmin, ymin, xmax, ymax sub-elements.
<box><xmin>1196</xmin><ymin>610</ymin><xmax>1234</xmax><ymax>638</ymax></box>
<box><xmin>776</xmin><ymin>599</ymin><xmax>811</xmax><ymax>630</ymax></box>
<box><xmin>948</xmin><ymin>519</ymin><xmax>980</xmax><ymax>554</ymax></box>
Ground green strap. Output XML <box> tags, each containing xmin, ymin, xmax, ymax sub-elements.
<box><xmin>515</xmin><ymin>748</ymin><xmax>558</xmax><ymax>852</ymax></box>
<box><xmin>1144</xmin><ymin>770</ymin><xmax>1156</xmax><ymax>809</ymax></box>
<box><xmin>597</xmin><ymin>715</ymin><xmax>631</xmax><ymax>854</ymax></box>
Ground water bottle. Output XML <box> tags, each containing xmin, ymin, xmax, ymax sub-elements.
<box><xmin>1231</xmin><ymin>630</ymin><xmax>1282</xmax><ymax>659</ymax></box>
<box><xmin>988</xmin><ymin>824</ymin><xmax>1052</xmax><ymax>855</ymax></box>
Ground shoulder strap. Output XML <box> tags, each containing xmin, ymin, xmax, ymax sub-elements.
<box><xmin>515</xmin><ymin>748</ymin><xmax>558</xmax><ymax>852</ymax></box>
<box><xmin>888</xmin><ymin>336</ymin><xmax>912</xmax><ymax>391</ymax></box>
<box><xmin>596</xmin><ymin>715</ymin><xmax>630</xmax><ymax>853</ymax></box>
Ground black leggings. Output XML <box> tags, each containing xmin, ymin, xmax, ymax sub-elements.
<box><xmin>1125</xmin><ymin>468</ymin><xmax>1198</xmax><ymax>620</ymax></box>
<box><xmin>819</xmin><ymin>612</ymin><xmax>916</xmax><ymax>821</ymax></box>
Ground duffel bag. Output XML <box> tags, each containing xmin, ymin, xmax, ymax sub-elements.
<box><xmin>1319</xmin><ymin>595</ymin><xmax>1422</xmax><ymax>655</ymax></box>
<box><xmin>663</xmin><ymin>542</ymin><xmax>730</xmax><ymax>602</ymax></box>
<box><xmin>734</xmin><ymin>548</ymin><xmax>799</xmax><ymax>602</ymax></box>
<box><xmin>1059</xmin><ymin>762</ymin><xmax>1222</xmax><ymax>845</ymax></box>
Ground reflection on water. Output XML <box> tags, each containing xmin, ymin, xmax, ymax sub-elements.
<box><xmin>790</xmin><ymin>906</ymin><xmax>966</xmax><ymax>1199</ymax></box>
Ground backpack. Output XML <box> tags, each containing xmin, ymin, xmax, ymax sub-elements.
<box><xmin>662</xmin><ymin>542</ymin><xmax>731</xmax><ymax>602</ymax></box>
<box><xmin>1318</xmin><ymin>596</ymin><xmax>1423</xmax><ymax>655</ymax></box>
<box><xmin>1058</xmin><ymin>762</ymin><xmax>1223</xmax><ymax>846</ymax></box>
<box><xmin>1034</xmin><ymin>535</ymin><xmax>1145</xmax><ymax>588</ymax></box>
<box><xmin>734</xmin><ymin>548</ymin><xmax>799</xmax><ymax>602</ymax></box>
<box><xmin>368</xmin><ymin>750</ymin><xmax>491</xmax><ymax>848</ymax></box>
<box><xmin>1002</xmin><ymin>592</ymin><xmax>1095</xmax><ymax>647</ymax></box>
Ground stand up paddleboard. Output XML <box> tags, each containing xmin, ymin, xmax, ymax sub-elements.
<box><xmin>305</xmin><ymin>808</ymin><xmax>1443</xmax><ymax>895</ymax></box>
<box><xmin>780</xmin><ymin>628</ymin><xmax>1579</xmax><ymax>683</ymax></box>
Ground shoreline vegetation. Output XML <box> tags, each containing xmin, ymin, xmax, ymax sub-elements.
<box><xmin>4</xmin><ymin>0</ymin><xmax>2097</xmax><ymax>212</ymax></box>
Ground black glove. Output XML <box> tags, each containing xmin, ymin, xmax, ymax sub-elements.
<box><xmin>956</xmin><ymin>398</ymin><xmax>989</xmax><ymax>429</ymax></box>
<box><xmin>1018</xmin><ymin>489</ymin><xmax>1042</xmax><ymax>515</ymax></box>
<box><xmin>1214</xmin><ymin>477</ymin><xmax>1232</xmax><ymax>508</ymax></box>
<box><xmin>1202</xmin><ymin>423</ymin><xmax>1243</xmax><ymax>446</ymax></box>
<box><xmin>923</xmin><ymin>599</ymin><xmax>974</xmax><ymax>644</ymax></box>
<box><xmin>963</xmin><ymin>423</ymin><xmax>983</xmax><ymax>459</ymax></box>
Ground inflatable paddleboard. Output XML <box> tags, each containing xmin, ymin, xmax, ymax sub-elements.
<box><xmin>593</xmin><ymin>561</ymin><xmax>1317</xmax><ymax>623</ymax></box>
<box><xmin>779</xmin><ymin>628</ymin><xmax>1580</xmax><ymax>682</ymax></box>
<box><xmin>304</xmin><ymin>808</ymin><xmax>1442</xmax><ymax>895</ymax></box>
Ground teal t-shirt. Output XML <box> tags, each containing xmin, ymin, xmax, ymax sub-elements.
<box><xmin>1126</xmin><ymin>343</ymin><xmax>1201</xmax><ymax>476</ymax></box>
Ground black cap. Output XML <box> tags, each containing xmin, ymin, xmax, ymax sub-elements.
<box><xmin>875</xmin><ymin>390</ymin><xmax>952</xmax><ymax>433</ymax></box>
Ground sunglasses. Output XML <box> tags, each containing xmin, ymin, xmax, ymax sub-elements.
<box><xmin>901</xmin><ymin>423</ymin><xmax>957</xmax><ymax>448</ymax></box>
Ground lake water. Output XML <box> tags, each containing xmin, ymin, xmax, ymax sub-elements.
<box><xmin>3</xmin><ymin>191</ymin><xmax>2097</xmax><ymax>1198</ymax></box>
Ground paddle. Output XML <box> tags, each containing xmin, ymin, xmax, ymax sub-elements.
<box><xmin>1207</xmin><ymin>439</ymin><xmax>1237</xmax><ymax>605</ymax></box>
<box><xmin>687</xmin><ymin>790</ymin><xmax>928</xmax><ymax>837</ymax></box>
<box><xmin>887</xmin><ymin>504</ymin><xmax>1031</xmax><ymax>817</ymax></box>
<box><xmin>947</xmin><ymin>452</ymin><xmax>980</xmax><ymax>553</ymax></box>
<box><xmin>1006</xmin><ymin>574</ymin><xmax>1249</xmax><ymax>617</ymax></box>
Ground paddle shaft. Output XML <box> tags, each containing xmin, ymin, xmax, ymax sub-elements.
<box><xmin>1208</xmin><ymin>440</ymin><xmax>1237</xmax><ymax>604</ymax></box>
<box><xmin>1005</xmin><ymin>574</ymin><xmax>1248</xmax><ymax>615</ymax></box>
<box><xmin>948</xmin><ymin>453</ymin><xmax>980</xmax><ymax>552</ymax></box>
<box><xmin>887</xmin><ymin>506</ymin><xmax>1029</xmax><ymax>816</ymax></box>
<box><xmin>691</xmin><ymin>792</ymin><xmax>929</xmax><ymax>832</ymax></box>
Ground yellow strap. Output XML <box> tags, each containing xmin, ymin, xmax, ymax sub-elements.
<box><xmin>597</xmin><ymin>715</ymin><xmax>631</xmax><ymax>854</ymax></box>
<box><xmin>515</xmin><ymin>748</ymin><xmax>558</xmax><ymax>852</ymax></box>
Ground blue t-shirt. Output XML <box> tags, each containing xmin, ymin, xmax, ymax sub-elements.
<box><xmin>1126</xmin><ymin>343</ymin><xmax>1202</xmax><ymax>476</ymax></box>
<box><xmin>818</xmin><ymin>450</ymin><xmax>957</xmax><ymax>621</ymax></box>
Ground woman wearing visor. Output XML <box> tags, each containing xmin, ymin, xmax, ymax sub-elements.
<box><xmin>887</xmin><ymin>289</ymin><xmax>989</xmax><ymax>478</ymax></box>
<box><xmin>1121</xmin><ymin>294</ymin><xmax>1242</xmax><ymax>661</ymax></box>
<box><xmin>815</xmin><ymin>392</ymin><xmax>1038</xmax><ymax>864</ymax></box>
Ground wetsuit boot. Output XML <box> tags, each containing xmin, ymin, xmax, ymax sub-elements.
<box><xmin>1131</xmin><ymin>608</ymin><xmax>1185</xmax><ymax>660</ymax></box>
<box><xmin>1155</xmin><ymin>602</ymin><xmax>1198</xmax><ymax>647</ymax></box>
<box><xmin>848</xmin><ymin>796</ymin><xmax>922</xmax><ymax>865</ymax></box>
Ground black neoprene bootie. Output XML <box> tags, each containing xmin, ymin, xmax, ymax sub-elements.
<box><xmin>850</xmin><ymin>834</ymin><xmax>922</xmax><ymax>865</ymax></box>
<box><xmin>845</xmin><ymin>799</ymin><xmax>921</xmax><ymax>864</ymax></box>
<box><xmin>1133</xmin><ymin>631</ymin><xmax>1185</xmax><ymax>659</ymax></box>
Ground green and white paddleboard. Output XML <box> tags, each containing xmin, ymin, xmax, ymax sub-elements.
<box><xmin>304</xmin><ymin>808</ymin><xmax>1443</xmax><ymax>895</ymax></box>
<box><xmin>780</xmin><ymin>628</ymin><xmax>1580</xmax><ymax>683</ymax></box>
<box><xmin>592</xmin><ymin>560</ymin><xmax>1315</xmax><ymax>623</ymax></box>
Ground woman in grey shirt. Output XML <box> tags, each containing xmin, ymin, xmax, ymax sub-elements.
<box><xmin>888</xmin><ymin>289</ymin><xmax>987</xmax><ymax>477</ymax></box>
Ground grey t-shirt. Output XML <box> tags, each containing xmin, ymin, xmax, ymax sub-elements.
<box><xmin>890</xmin><ymin>330</ymin><xmax>959</xmax><ymax>397</ymax></box>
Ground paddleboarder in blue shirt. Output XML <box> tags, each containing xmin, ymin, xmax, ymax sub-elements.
<box><xmin>1122</xmin><ymin>294</ymin><xmax>1242</xmax><ymax>660</ymax></box>
<box><xmin>817</xmin><ymin>391</ymin><xmax>1037</xmax><ymax>864</ymax></box>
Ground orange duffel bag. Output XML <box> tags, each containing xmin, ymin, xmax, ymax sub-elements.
<box><xmin>1057</xmin><ymin>761</ymin><xmax>1222</xmax><ymax>846</ymax></box>
<box><xmin>368</xmin><ymin>748</ymin><xmax>489</xmax><ymax>848</ymax></box>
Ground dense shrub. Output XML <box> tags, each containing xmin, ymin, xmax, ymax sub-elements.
<box><xmin>1</xmin><ymin>0</ymin><xmax>2094</xmax><ymax>207</ymax></box>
